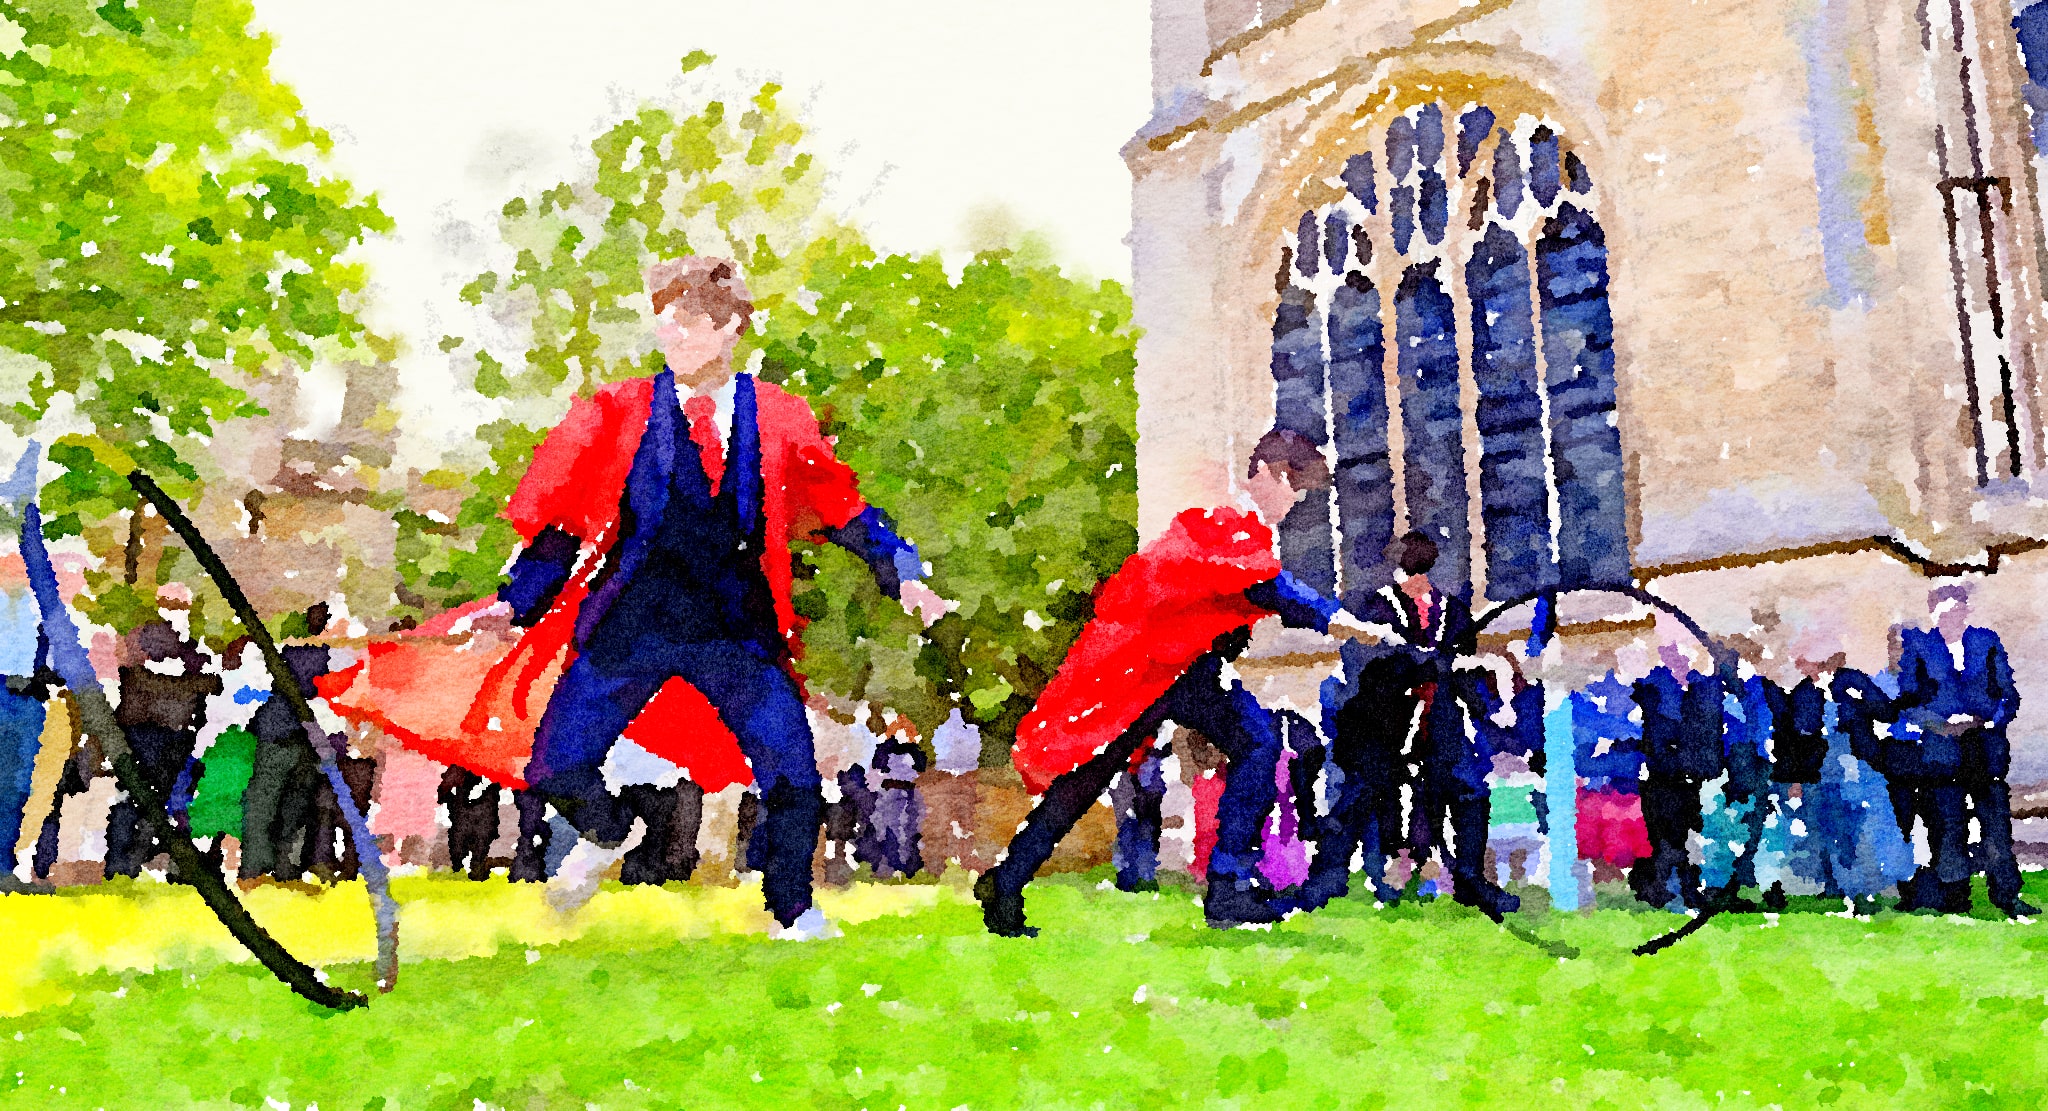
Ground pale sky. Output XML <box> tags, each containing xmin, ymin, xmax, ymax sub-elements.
<box><xmin>248</xmin><ymin>1</ymin><xmax>1155</xmax><ymax>463</ymax></box>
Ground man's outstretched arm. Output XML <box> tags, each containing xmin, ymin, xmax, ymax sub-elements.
<box><xmin>822</xmin><ymin>506</ymin><xmax>950</xmax><ymax>626</ymax></box>
<box><xmin>498</xmin><ymin>382</ymin><xmax>647</xmax><ymax>627</ymax></box>
<box><xmin>1244</xmin><ymin>572</ymin><xmax>1386</xmax><ymax>643</ymax></box>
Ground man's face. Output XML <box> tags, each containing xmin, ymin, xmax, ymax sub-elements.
<box><xmin>1245</xmin><ymin>461</ymin><xmax>1306</xmax><ymax>524</ymax></box>
<box><xmin>1934</xmin><ymin>595</ymin><xmax>1970</xmax><ymax>639</ymax></box>
<box><xmin>655</xmin><ymin>304</ymin><xmax>741</xmax><ymax>386</ymax></box>
<box><xmin>1396</xmin><ymin>567</ymin><xmax>1434</xmax><ymax>599</ymax></box>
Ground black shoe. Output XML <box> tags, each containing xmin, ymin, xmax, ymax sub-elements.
<box><xmin>1268</xmin><ymin>870</ymin><xmax>1346</xmax><ymax>916</ymax></box>
<box><xmin>1115</xmin><ymin>875</ymin><xmax>1160</xmax><ymax>894</ymax></box>
<box><xmin>1996</xmin><ymin>896</ymin><xmax>2040</xmax><ymax>919</ymax></box>
<box><xmin>1703</xmin><ymin>884</ymin><xmax>1759</xmax><ymax>913</ymax></box>
<box><xmin>1630</xmin><ymin>870</ymin><xmax>1694</xmax><ymax>912</ymax></box>
<box><xmin>1291</xmin><ymin>869</ymin><xmax>1352</xmax><ymax>914</ymax></box>
<box><xmin>1204</xmin><ymin>879</ymin><xmax>1282</xmax><ymax>927</ymax></box>
<box><xmin>1764</xmin><ymin>883</ymin><xmax>1788</xmax><ymax>912</ymax></box>
<box><xmin>974</xmin><ymin>870</ymin><xmax>1037</xmax><ymax>937</ymax></box>
<box><xmin>1452</xmin><ymin>876</ymin><xmax>1521</xmax><ymax>919</ymax></box>
<box><xmin>1939</xmin><ymin>881</ymin><xmax>1974</xmax><ymax>915</ymax></box>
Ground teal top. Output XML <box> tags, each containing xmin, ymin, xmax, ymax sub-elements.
<box><xmin>1489</xmin><ymin>784</ymin><xmax>1538</xmax><ymax>826</ymax></box>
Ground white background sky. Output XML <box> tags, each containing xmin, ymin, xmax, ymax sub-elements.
<box><xmin>248</xmin><ymin>1</ymin><xmax>1155</xmax><ymax>462</ymax></box>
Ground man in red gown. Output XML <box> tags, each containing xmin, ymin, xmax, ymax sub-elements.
<box><xmin>330</xmin><ymin>258</ymin><xmax>947</xmax><ymax>937</ymax></box>
<box><xmin>976</xmin><ymin>430</ymin><xmax>1374</xmax><ymax>934</ymax></box>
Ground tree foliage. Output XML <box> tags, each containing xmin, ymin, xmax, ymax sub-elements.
<box><xmin>412</xmin><ymin>61</ymin><xmax>1137</xmax><ymax>755</ymax></box>
<box><xmin>0</xmin><ymin>0</ymin><xmax>390</xmax><ymax>634</ymax></box>
<box><xmin>762</xmin><ymin>243</ymin><xmax>1137</xmax><ymax>750</ymax></box>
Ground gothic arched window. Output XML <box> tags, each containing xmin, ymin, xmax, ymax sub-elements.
<box><xmin>1265</xmin><ymin>101</ymin><xmax>1629</xmax><ymax>605</ymax></box>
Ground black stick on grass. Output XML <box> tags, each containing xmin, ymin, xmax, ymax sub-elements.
<box><xmin>18</xmin><ymin>501</ymin><xmax>367</xmax><ymax>1011</ymax></box>
<box><xmin>1504</xmin><ymin>918</ymin><xmax>1582</xmax><ymax>960</ymax></box>
<box><xmin>1632</xmin><ymin>910</ymin><xmax>1719</xmax><ymax>957</ymax></box>
<box><xmin>127</xmin><ymin>470</ymin><xmax>401</xmax><ymax>992</ymax></box>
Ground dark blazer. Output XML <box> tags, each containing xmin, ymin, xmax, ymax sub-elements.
<box><xmin>1829</xmin><ymin>667</ymin><xmax>1894</xmax><ymax>768</ymax></box>
<box><xmin>1633</xmin><ymin>665</ymin><xmax>1723</xmax><ymax>782</ymax></box>
<box><xmin>1892</xmin><ymin>625</ymin><xmax>2019</xmax><ymax>780</ymax></box>
<box><xmin>1769</xmin><ymin>677</ymin><xmax>1828</xmax><ymax>784</ymax></box>
<box><xmin>1349</xmin><ymin>584</ymin><xmax>1494</xmax><ymax>787</ymax></box>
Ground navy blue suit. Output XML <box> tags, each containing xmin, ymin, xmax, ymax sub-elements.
<box><xmin>1891</xmin><ymin>625</ymin><xmax>2024</xmax><ymax>910</ymax></box>
<box><xmin>1319</xmin><ymin>585</ymin><xmax>1506</xmax><ymax>906</ymax></box>
<box><xmin>512</xmin><ymin>370</ymin><xmax>916</xmax><ymax>925</ymax></box>
<box><xmin>1631</xmin><ymin>665</ymin><xmax>1722</xmax><ymax>909</ymax></box>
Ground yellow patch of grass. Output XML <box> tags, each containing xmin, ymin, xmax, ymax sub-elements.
<box><xmin>0</xmin><ymin>874</ymin><xmax>949</xmax><ymax>1015</ymax></box>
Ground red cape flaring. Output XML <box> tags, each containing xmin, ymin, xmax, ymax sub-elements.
<box><xmin>1011</xmin><ymin>506</ymin><xmax>1282</xmax><ymax>794</ymax></box>
<box><xmin>320</xmin><ymin>374</ymin><xmax>869</xmax><ymax>792</ymax></box>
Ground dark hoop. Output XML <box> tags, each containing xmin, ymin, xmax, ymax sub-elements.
<box><xmin>1465</xmin><ymin>583</ymin><xmax>1736</xmax><ymax>674</ymax></box>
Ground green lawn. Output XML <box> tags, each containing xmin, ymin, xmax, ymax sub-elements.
<box><xmin>5</xmin><ymin>872</ymin><xmax>2048</xmax><ymax>1109</ymax></box>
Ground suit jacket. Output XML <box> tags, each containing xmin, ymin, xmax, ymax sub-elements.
<box><xmin>1571</xmin><ymin>672</ymin><xmax>1645</xmax><ymax>793</ymax></box>
<box><xmin>1349</xmin><ymin>584</ymin><xmax>1494</xmax><ymax>784</ymax></box>
<box><xmin>1769</xmin><ymin>677</ymin><xmax>1828</xmax><ymax>784</ymax></box>
<box><xmin>1890</xmin><ymin>625</ymin><xmax>2018</xmax><ymax>781</ymax></box>
<box><xmin>1633</xmin><ymin>665</ymin><xmax>1724</xmax><ymax>782</ymax></box>
<box><xmin>1894</xmin><ymin>626</ymin><xmax>2017</xmax><ymax>734</ymax></box>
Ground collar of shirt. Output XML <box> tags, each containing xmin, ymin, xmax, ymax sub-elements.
<box><xmin>683</xmin><ymin>375</ymin><xmax>737</xmax><ymax>444</ymax></box>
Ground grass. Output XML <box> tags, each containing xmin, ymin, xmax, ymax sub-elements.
<box><xmin>3</xmin><ymin>872</ymin><xmax>2048</xmax><ymax>1109</ymax></box>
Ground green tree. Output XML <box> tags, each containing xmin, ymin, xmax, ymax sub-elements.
<box><xmin>0</xmin><ymin>0</ymin><xmax>390</xmax><ymax>632</ymax></box>
<box><xmin>399</xmin><ymin>55</ymin><xmax>834</xmax><ymax>615</ymax></box>
<box><xmin>761</xmin><ymin>241</ymin><xmax>1137</xmax><ymax>751</ymax></box>
<box><xmin>414</xmin><ymin>59</ymin><xmax>1137</xmax><ymax>757</ymax></box>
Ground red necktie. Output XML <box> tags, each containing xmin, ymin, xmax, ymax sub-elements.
<box><xmin>683</xmin><ymin>393</ymin><xmax>725</xmax><ymax>494</ymax></box>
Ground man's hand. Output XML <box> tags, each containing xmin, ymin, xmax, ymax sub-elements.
<box><xmin>898</xmin><ymin>580</ymin><xmax>954</xmax><ymax>628</ymax></box>
<box><xmin>1933</xmin><ymin>712</ymin><xmax>1986</xmax><ymax>737</ymax></box>
<box><xmin>1328</xmin><ymin>611</ymin><xmax>1387</xmax><ymax>644</ymax></box>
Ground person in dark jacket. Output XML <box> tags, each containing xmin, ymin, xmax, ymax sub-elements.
<box><xmin>1109</xmin><ymin>746</ymin><xmax>1169</xmax><ymax>893</ymax></box>
<box><xmin>104</xmin><ymin>619</ymin><xmax>220</xmax><ymax>880</ymax></box>
<box><xmin>1630</xmin><ymin>639</ymin><xmax>1724</xmax><ymax>911</ymax></box>
<box><xmin>1797</xmin><ymin>659</ymin><xmax>1916</xmax><ymax>906</ymax></box>
<box><xmin>238</xmin><ymin>615</ymin><xmax>334</xmax><ymax>887</ymax></box>
<box><xmin>1758</xmin><ymin>660</ymin><xmax>1829</xmax><ymax>908</ymax></box>
<box><xmin>856</xmin><ymin>724</ymin><xmax>927</xmax><ymax>880</ymax></box>
<box><xmin>1889</xmin><ymin>584</ymin><xmax>2034</xmax><ymax>917</ymax></box>
<box><xmin>1708</xmin><ymin>660</ymin><xmax>1776</xmax><ymax>910</ymax></box>
<box><xmin>0</xmin><ymin>631</ymin><xmax>56</xmax><ymax>891</ymax></box>
<box><xmin>1321</xmin><ymin>532</ymin><xmax>1518</xmax><ymax>918</ymax></box>
<box><xmin>439</xmin><ymin>765</ymin><xmax>503</xmax><ymax>881</ymax></box>
<box><xmin>1770</xmin><ymin>665</ymin><xmax>1830</xmax><ymax>788</ymax></box>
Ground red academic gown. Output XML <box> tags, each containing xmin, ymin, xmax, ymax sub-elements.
<box><xmin>320</xmin><ymin>374</ymin><xmax>873</xmax><ymax>791</ymax></box>
<box><xmin>1012</xmin><ymin>506</ymin><xmax>1283</xmax><ymax>795</ymax></box>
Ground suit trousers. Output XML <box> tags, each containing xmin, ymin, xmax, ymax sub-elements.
<box><xmin>1415</xmin><ymin>758</ymin><xmax>1491</xmax><ymax>886</ymax></box>
<box><xmin>987</xmin><ymin>650</ymin><xmax>1282</xmax><ymax>899</ymax></box>
<box><xmin>1634</xmin><ymin>776</ymin><xmax>1705</xmax><ymax>909</ymax></box>
<box><xmin>528</xmin><ymin>640</ymin><xmax>820</xmax><ymax>925</ymax></box>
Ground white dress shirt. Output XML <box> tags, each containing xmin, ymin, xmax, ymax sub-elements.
<box><xmin>684</xmin><ymin>375</ymin><xmax>737</xmax><ymax>445</ymax></box>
